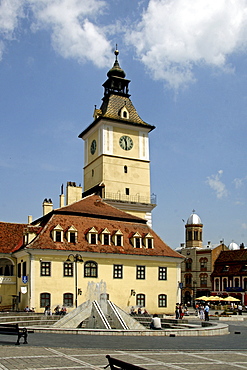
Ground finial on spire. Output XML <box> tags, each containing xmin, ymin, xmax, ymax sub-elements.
<box><xmin>114</xmin><ymin>44</ymin><xmax>119</xmax><ymax>60</ymax></box>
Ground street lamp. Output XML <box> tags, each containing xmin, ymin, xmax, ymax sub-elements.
<box><xmin>66</xmin><ymin>254</ymin><xmax>83</xmax><ymax>308</ymax></box>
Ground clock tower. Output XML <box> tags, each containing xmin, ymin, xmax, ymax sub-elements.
<box><xmin>79</xmin><ymin>49</ymin><xmax>156</xmax><ymax>226</ymax></box>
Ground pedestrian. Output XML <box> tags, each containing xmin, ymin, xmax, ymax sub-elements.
<box><xmin>44</xmin><ymin>305</ymin><xmax>49</xmax><ymax>315</ymax></box>
<box><xmin>199</xmin><ymin>305</ymin><xmax>204</xmax><ymax>320</ymax></box>
<box><xmin>204</xmin><ymin>304</ymin><xmax>209</xmax><ymax>321</ymax></box>
<box><xmin>238</xmin><ymin>303</ymin><xmax>243</xmax><ymax>315</ymax></box>
<box><xmin>175</xmin><ymin>303</ymin><xmax>180</xmax><ymax>319</ymax></box>
<box><xmin>179</xmin><ymin>304</ymin><xmax>184</xmax><ymax>319</ymax></box>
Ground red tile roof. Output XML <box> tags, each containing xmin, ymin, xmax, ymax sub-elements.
<box><xmin>211</xmin><ymin>249</ymin><xmax>247</xmax><ymax>277</ymax></box>
<box><xmin>0</xmin><ymin>222</ymin><xmax>26</xmax><ymax>253</ymax></box>
<box><xmin>23</xmin><ymin>195</ymin><xmax>182</xmax><ymax>259</ymax></box>
<box><xmin>55</xmin><ymin>195</ymin><xmax>146</xmax><ymax>222</ymax></box>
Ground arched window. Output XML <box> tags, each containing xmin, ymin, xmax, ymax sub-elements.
<box><xmin>200</xmin><ymin>258</ymin><xmax>208</xmax><ymax>271</ymax></box>
<box><xmin>63</xmin><ymin>293</ymin><xmax>73</xmax><ymax>307</ymax></box>
<box><xmin>40</xmin><ymin>293</ymin><xmax>50</xmax><ymax>308</ymax></box>
<box><xmin>215</xmin><ymin>278</ymin><xmax>219</xmax><ymax>291</ymax></box>
<box><xmin>84</xmin><ymin>261</ymin><xmax>98</xmax><ymax>278</ymax></box>
<box><xmin>187</xmin><ymin>230</ymin><xmax>192</xmax><ymax>241</ymax></box>
<box><xmin>185</xmin><ymin>258</ymin><xmax>192</xmax><ymax>271</ymax></box>
<box><xmin>158</xmin><ymin>294</ymin><xmax>167</xmax><ymax>307</ymax></box>
<box><xmin>0</xmin><ymin>258</ymin><xmax>14</xmax><ymax>276</ymax></box>
<box><xmin>223</xmin><ymin>278</ymin><xmax>227</xmax><ymax>290</ymax></box>
<box><xmin>244</xmin><ymin>278</ymin><xmax>247</xmax><ymax>290</ymax></box>
<box><xmin>235</xmin><ymin>278</ymin><xmax>239</xmax><ymax>288</ymax></box>
<box><xmin>185</xmin><ymin>274</ymin><xmax>192</xmax><ymax>287</ymax></box>
<box><xmin>136</xmin><ymin>294</ymin><xmax>145</xmax><ymax>307</ymax></box>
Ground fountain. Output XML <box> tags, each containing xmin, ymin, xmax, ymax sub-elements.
<box><xmin>53</xmin><ymin>280</ymin><xmax>144</xmax><ymax>330</ymax></box>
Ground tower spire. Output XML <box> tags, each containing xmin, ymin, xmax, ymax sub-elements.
<box><xmin>102</xmin><ymin>46</ymin><xmax>129</xmax><ymax>97</ymax></box>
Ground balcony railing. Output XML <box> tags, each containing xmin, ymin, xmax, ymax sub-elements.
<box><xmin>104</xmin><ymin>192</ymin><xmax>157</xmax><ymax>205</ymax></box>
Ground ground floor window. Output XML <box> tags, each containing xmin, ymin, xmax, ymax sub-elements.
<box><xmin>136</xmin><ymin>293</ymin><xmax>145</xmax><ymax>307</ymax></box>
<box><xmin>63</xmin><ymin>293</ymin><xmax>73</xmax><ymax>307</ymax></box>
<box><xmin>158</xmin><ymin>294</ymin><xmax>167</xmax><ymax>307</ymax></box>
<box><xmin>40</xmin><ymin>293</ymin><xmax>50</xmax><ymax>308</ymax></box>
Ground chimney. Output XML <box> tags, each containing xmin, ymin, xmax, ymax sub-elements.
<box><xmin>43</xmin><ymin>198</ymin><xmax>53</xmax><ymax>215</ymax></box>
<box><xmin>66</xmin><ymin>182</ymin><xmax>82</xmax><ymax>205</ymax></box>
<box><xmin>240</xmin><ymin>243</ymin><xmax>245</xmax><ymax>249</ymax></box>
<box><xmin>28</xmin><ymin>215</ymin><xmax>32</xmax><ymax>224</ymax></box>
<box><xmin>60</xmin><ymin>184</ymin><xmax>65</xmax><ymax>208</ymax></box>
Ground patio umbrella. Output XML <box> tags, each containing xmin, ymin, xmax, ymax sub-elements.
<box><xmin>195</xmin><ymin>296</ymin><xmax>209</xmax><ymax>301</ymax></box>
<box><xmin>222</xmin><ymin>296</ymin><xmax>240</xmax><ymax>302</ymax></box>
<box><xmin>206</xmin><ymin>296</ymin><xmax>221</xmax><ymax>301</ymax></box>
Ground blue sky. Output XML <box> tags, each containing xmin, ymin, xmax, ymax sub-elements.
<box><xmin>0</xmin><ymin>0</ymin><xmax>247</xmax><ymax>249</ymax></box>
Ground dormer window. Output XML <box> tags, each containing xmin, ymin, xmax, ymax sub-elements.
<box><xmin>132</xmin><ymin>232</ymin><xmax>142</xmax><ymax>248</ymax></box>
<box><xmin>101</xmin><ymin>228</ymin><xmax>111</xmax><ymax>246</ymax></box>
<box><xmin>143</xmin><ymin>233</ymin><xmax>154</xmax><ymax>249</ymax></box>
<box><xmin>87</xmin><ymin>227</ymin><xmax>98</xmax><ymax>244</ymax></box>
<box><xmin>52</xmin><ymin>225</ymin><xmax>63</xmax><ymax>242</ymax></box>
<box><xmin>222</xmin><ymin>265</ymin><xmax>229</xmax><ymax>272</ymax></box>
<box><xmin>119</xmin><ymin>106</ymin><xmax>129</xmax><ymax>119</ymax></box>
<box><xmin>113</xmin><ymin>230</ymin><xmax>123</xmax><ymax>246</ymax></box>
<box><xmin>67</xmin><ymin>226</ymin><xmax>77</xmax><ymax>243</ymax></box>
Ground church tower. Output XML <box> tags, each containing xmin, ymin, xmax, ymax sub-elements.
<box><xmin>185</xmin><ymin>211</ymin><xmax>203</xmax><ymax>248</ymax></box>
<box><xmin>79</xmin><ymin>49</ymin><xmax>156</xmax><ymax>226</ymax></box>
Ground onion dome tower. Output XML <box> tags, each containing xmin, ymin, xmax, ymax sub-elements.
<box><xmin>185</xmin><ymin>210</ymin><xmax>203</xmax><ymax>248</ymax></box>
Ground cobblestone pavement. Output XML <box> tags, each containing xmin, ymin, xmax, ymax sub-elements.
<box><xmin>0</xmin><ymin>320</ymin><xmax>246</xmax><ymax>369</ymax></box>
<box><xmin>0</xmin><ymin>347</ymin><xmax>247</xmax><ymax>369</ymax></box>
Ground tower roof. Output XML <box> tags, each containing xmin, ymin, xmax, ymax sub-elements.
<box><xmin>107</xmin><ymin>49</ymin><xmax>126</xmax><ymax>79</ymax></box>
<box><xmin>186</xmin><ymin>212</ymin><xmax>202</xmax><ymax>225</ymax></box>
<box><xmin>78</xmin><ymin>49</ymin><xmax>155</xmax><ymax>139</ymax></box>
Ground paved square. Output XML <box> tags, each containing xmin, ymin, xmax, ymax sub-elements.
<box><xmin>0</xmin><ymin>348</ymin><xmax>247</xmax><ymax>369</ymax></box>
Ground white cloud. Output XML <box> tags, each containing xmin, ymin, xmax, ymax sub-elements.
<box><xmin>0</xmin><ymin>0</ymin><xmax>112</xmax><ymax>68</ymax></box>
<box><xmin>127</xmin><ymin>0</ymin><xmax>247</xmax><ymax>88</ymax></box>
<box><xmin>0</xmin><ymin>0</ymin><xmax>24</xmax><ymax>60</ymax></box>
<box><xmin>233</xmin><ymin>176</ymin><xmax>247</xmax><ymax>188</ymax></box>
<box><xmin>29</xmin><ymin>0</ymin><xmax>112</xmax><ymax>68</ymax></box>
<box><xmin>206</xmin><ymin>170</ymin><xmax>228</xmax><ymax>199</ymax></box>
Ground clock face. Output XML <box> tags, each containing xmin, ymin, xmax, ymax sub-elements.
<box><xmin>90</xmin><ymin>139</ymin><xmax>97</xmax><ymax>155</ymax></box>
<box><xmin>119</xmin><ymin>135</ymin><xmax>133</xmax><ymax>151</ymax></box>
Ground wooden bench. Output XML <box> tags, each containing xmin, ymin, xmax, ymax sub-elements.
<box><xmin>0</xmin><ymin>323</ymin><xmax>28</xmax><ymax>345</ymax></box>
<box><xmin>105</xmin><ymin>355</ymin><xmax>146</xmax><ymax>370</ymax></box>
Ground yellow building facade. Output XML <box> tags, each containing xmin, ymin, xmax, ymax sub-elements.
<box><xmin>0</xmin><ymin>51</ymin><xmax>183</xmax><ymax>316</ymax></box>
<box><xmin>12</xmin><ymin>195</ymin><xmax>182</xmax><ymax>314</ymax></box>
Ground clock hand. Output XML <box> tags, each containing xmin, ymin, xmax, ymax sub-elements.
<box><xmin>124</xmin><ymin>138</ymin><xmax>127</xmax><ymax>149</ymax></box>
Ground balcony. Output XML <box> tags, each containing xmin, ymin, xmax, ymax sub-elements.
<box><xmin>104</xmin><ymin>192</ymin><xmax>157</xmax><ymax>205</ymax></box>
